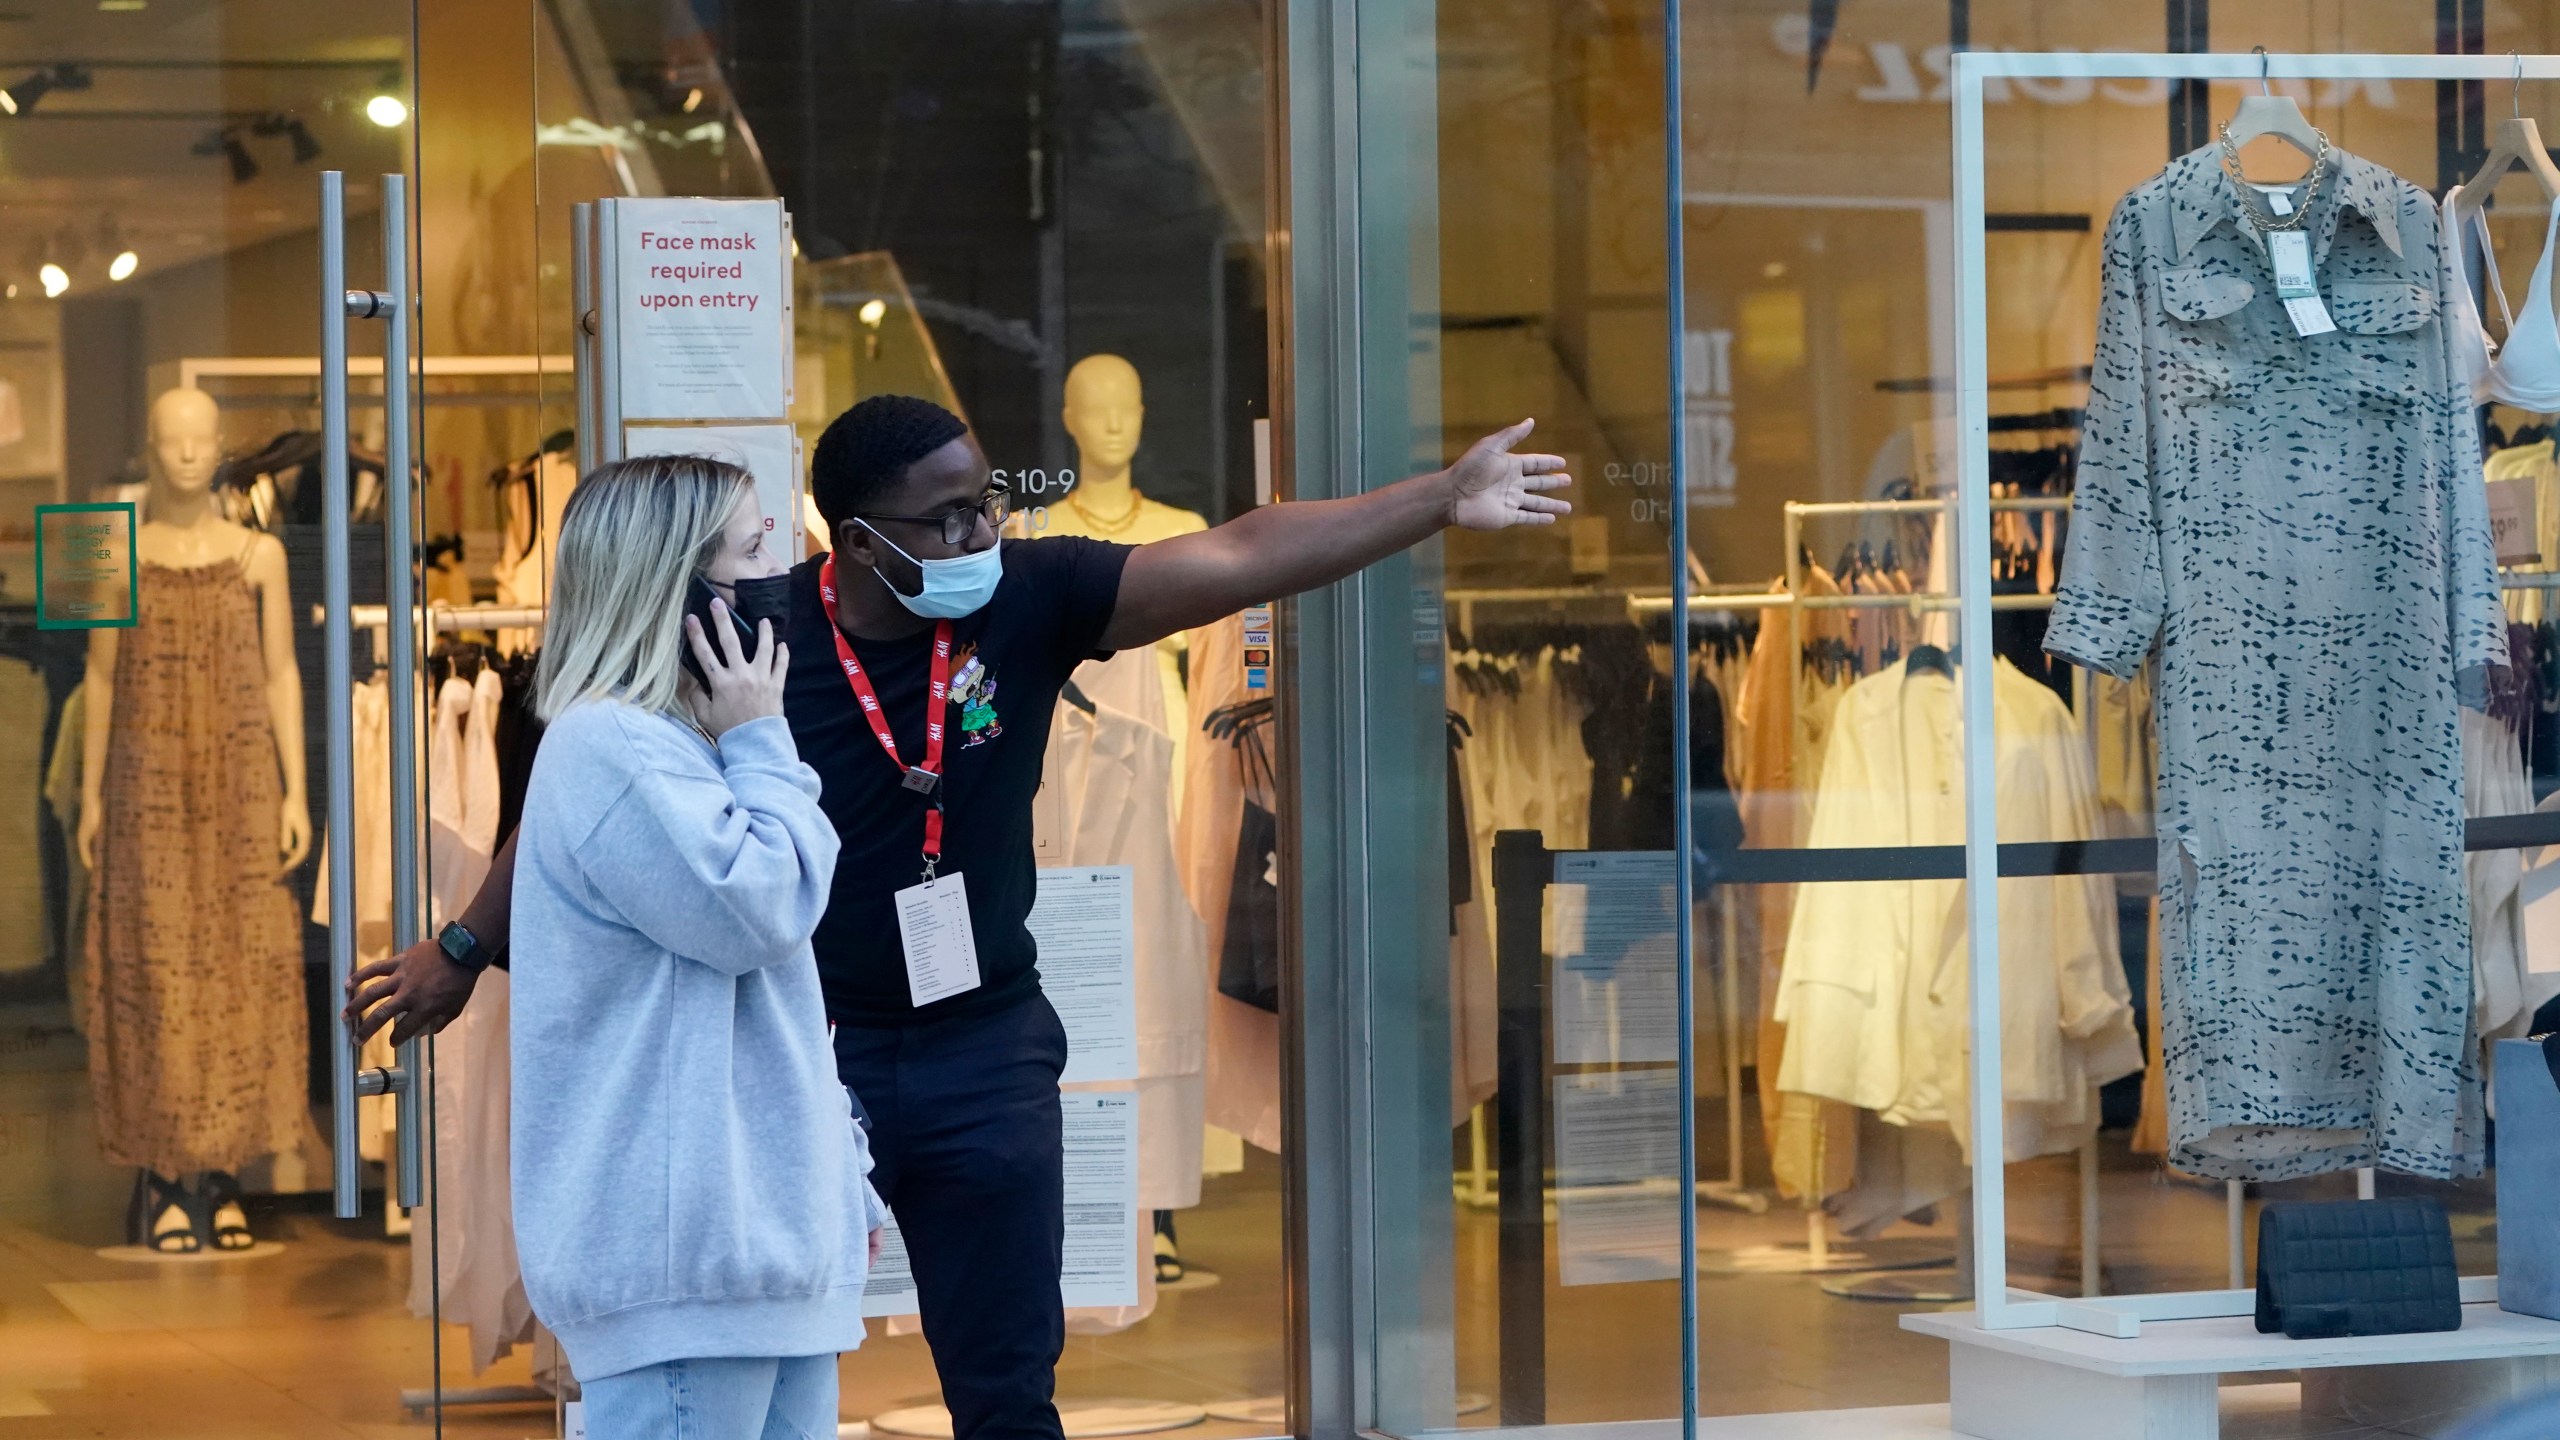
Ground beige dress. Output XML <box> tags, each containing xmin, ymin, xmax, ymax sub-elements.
<box><xmin>86</xmin><ymin>558</ymin><xmax>307</xmax><ymax>1175</ymax></box>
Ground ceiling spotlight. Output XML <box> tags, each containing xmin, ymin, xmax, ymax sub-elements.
<box><xmin>366</xmin><ymin>93</ymin><xmax>407</xmax><ymax>128</ymax></box>
<box><xmin>1</xmin><ymin>63</ymin><xmax>90</xmax><ymax>117</ymax></box>
<box><xmin>39</xmin><ymin>262</ymin><xmax>67</xmax><ymax>298</ymax></box>
<box><xmin>858</xmin><ymin>298</ymin><xmax>888</xmax><ymax>328</ymax></box>
<box><xmin>108</xmin><ymin>249</ymin><xmax>136</xmax><ymax>282</ymax></box>
<box><xmin>255</xmin><ymin>112</ymin><xmax>321</xmax><ymax>164</ymax></box>
<box><xmin>682</xmin><ymin>86</ymin><xmax>704</xmax><ymax>113</ymax></box>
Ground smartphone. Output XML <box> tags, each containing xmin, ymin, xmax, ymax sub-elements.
<box><xmin>679</xmin><ymin>576</ymin><xmax>763</xmax><ymax>691</ymax></box>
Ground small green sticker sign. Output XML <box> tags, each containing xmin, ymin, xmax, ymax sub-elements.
<box><xmin>35</xmin><ymin>502</ymin><xmax>139</xmax><ymax>630</ymax></box>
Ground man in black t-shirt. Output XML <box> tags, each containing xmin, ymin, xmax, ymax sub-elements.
<box><xmin>349</xmin><ymin>395</ymin><xmax>1571</xmax><ymax>1440</ymax></box>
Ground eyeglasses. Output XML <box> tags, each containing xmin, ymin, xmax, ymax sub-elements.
<box><xmin>856</xmin><ymin>488</ymin><xmax>1011</xmax><ymax>547</ymax></box>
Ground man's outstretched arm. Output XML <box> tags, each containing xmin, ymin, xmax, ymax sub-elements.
<box><xmin>1098</xmin><ymin>418</ymin><xmax>1571</xmax><ymax>650</ymax></box>
<box><xmin>345</xmin><ymin>830</ymin><xmax>518</xmax><ymax>1045</ymax></box>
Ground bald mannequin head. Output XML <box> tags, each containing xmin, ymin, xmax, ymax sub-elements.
<box><xmin>148</xmin><ymin>387</ymin><xmax>223</xmax><ymax>495</ymax></box>
<box><xmin>1061</xmin><ymin>354</ymin><xmax>1143</xmax><ymax>475</ymax></box>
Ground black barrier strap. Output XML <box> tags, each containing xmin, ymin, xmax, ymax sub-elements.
<box><xmin>1491</xmin><ymin>830</ymin><xmax>1551</xmax><ymax>1425</ymax></box>
<box><xmin>1689</xmin><ymin>810</ymin><xmax>2560</xmax><ymax>886</ymax></box>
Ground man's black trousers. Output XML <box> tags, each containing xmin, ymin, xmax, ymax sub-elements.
<box><xmin>835</xmin><ymin>990</ymin><xmax>1069</xmax><ymax>1440</ymax></box>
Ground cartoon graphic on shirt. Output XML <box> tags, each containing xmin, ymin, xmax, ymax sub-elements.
<box><xmin>949</xmin><ymin>648</ymin><xmax>1002</xmax><ymax>745</ymax></box>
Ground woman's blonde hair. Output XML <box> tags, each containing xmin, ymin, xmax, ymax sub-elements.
<box><xmin>534</xmin><ymin>454</ymin><xmax>755</xmax><ymax>722</ymax></box>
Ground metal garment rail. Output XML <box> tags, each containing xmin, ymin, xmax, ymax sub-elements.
<box><xmin>1948</xmin><ymin>50</ymin><xmax>2560</xmax><ymax>1334</ymax></box>
<box><xmin>1487</xmin><ymin>806</ymin><xmax>2560</xmax><ymax>1417</ymax></box>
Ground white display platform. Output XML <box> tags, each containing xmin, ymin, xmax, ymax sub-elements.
<box><xmin>1904</xmin><ymin>1302</ymin><xmax>2560</xmax><ymax>1440</ymax></box>
<box><xmin>1417</xmin><ymin>1388</ymin><xmax>2397</xmax><ymax>1440</ymax></box>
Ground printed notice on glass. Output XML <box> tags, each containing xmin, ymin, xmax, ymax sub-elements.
<box><xmin>1061</xmin><ymin>1092</ymin><xmax>1140</xmax><ymax>1308</ymax></box>
<box><xmin>861</xmin><ymin>1212</ymin><xmax>920</xmax><ymax>1318</ymax></box>
<box><xmin>2490</xmin><ymin>475</ymin><xmax>2542</xmax><ymax>567</ymax></box>
<box><xmin>625</xmin><ymin>423</ymin><xmax>805</xmax><ymax>558</ymax></box>
<box><xmin>1554</xmin><ymin>1070</ymin><xmax>1683</xmax><ymax>1287</ymax></box>
<box><xmin>1550</xmin><ymin>851</ymin><xmax>1678</xmax><ymax>1065</ymax></box>
<box><xmin>1030</xmin><ymin>866</ymin><xmax>1138</xmax><ymax>1084</ymax></box>
<box><xmin>34</xmin><ymin>502</ymin><xmax>137</xmax><ymax>630</ymax></box>
<box><xmin>614</xmin><ymin>197</ymin><xmax>791</xmax><ymax>421</ymax></box>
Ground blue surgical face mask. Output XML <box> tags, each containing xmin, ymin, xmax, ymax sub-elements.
<box><xmin>855</xmin><ymin>520</ymin><xmax>1003</xmax><ymax>620</ymax></box>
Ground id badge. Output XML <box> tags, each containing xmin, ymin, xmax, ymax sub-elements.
<box><xmin>894</xmin><ymin>872</ymin><xmax>983</xmax><ymax>1007</ymax></box>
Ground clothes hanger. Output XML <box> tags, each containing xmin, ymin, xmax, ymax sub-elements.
<box><xmin>2220</xmin><ymin>47</ymin><xmax>2324</xmax><ymax>169</ymax></box>
<box><xmin>2454</xmin><ymin>55</ymin><xmax>2560</xmax><ymax>215</ymax></box>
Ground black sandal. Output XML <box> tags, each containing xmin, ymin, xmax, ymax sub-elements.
<box><xmin>127</xmin><ymin>1171</ymin><xmax>200</xmax><ymax>1255</ymax></box>
<box><xmin>198</xmin><ymin>1171</ymin><xmax>256</xmax><ymax>1252</ymax></box>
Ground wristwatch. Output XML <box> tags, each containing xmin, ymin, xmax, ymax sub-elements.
<box><xmin>436</xmin><ymin>920</ymin><xmax>501</xmax><ymax>974</ymax></box>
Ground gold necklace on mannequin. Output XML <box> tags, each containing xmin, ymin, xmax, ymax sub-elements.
<box><xmin>1066</xmin><ymin>484</ymin><xmax>1146</xmax><ymax>535</ymax></box>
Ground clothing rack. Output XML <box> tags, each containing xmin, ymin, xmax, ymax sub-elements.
<box><xmin>346</xmin><ymin>602</ymin><xmax>548</xmax><ymax>633</ymax></box>
<box><xmin>178</xmin><ymin>353</ymin><xmax>555</xmax><ymax>403</ymax></box>
<box><xmin>1772</xmin><ymin>493</ymin><xmax>2075</xmax><ymax>1273</ymax></box>
<box><xmin>1440</xmin><ymin>587</ymin><xmax>1765</xmax><ymax>1219</ymax></box>
<box><xmin>309</xmin><ymin>603</ymin><xmax>548</xmax><ymax>669</ymax></box>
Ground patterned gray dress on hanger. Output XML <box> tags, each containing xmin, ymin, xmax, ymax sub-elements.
<box><xmin>2046</xmin><ymin>145</ymin><xmax>2506</xmax><ymax>1181</ymax></box>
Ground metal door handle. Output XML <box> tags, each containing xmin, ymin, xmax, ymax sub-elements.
<box><xmin>319</xmin><ymin>170</ymin><xmax>361</xmax><ymax>1219</ymax></box>
<box><xmin>573</xmin><ymin>202</ymin><xmax>599</xmax><ymax>477</ymax></box>
<box><xmin>380</xmin><ymin>173</ymin><xmax>425</xmax><ymax>1212</ymax></box>
<box><xmin>321</xmin><ymin>170</ymin><xmax>423</xmax><ymax>1219</ymax></box>
<box><xmin>594</xmin><ymin>198</ymin><xmax>624</xmax><ymax>464</ymax></box>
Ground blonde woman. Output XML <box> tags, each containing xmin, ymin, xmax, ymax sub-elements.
<box><xmin>508</xmin><ymin>454</ymin><xmax>880</xmax><ymax>1436</ymax></box>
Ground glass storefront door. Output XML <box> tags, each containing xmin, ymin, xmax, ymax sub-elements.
<box><xmin>0</xmin><ymin>0</ymin><xmax>471</xmax><ymax>1432</ymax></box>
<box><xmin>472</xmin><ymin>1</ymin><xmax>1292</xmax><ymax>1434</ymax></box>
<box><xmin>1319</xmin><ymin>6</ymin><xmax>2560</xmax><ymax>1440</ymax></box>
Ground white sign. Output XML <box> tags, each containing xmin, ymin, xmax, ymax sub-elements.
<box><xmin>1030</xmin><ymin>866</ymin><xmax>1140</xmax><ymax>1084</ymax></box>
<box><xmin>623</xmin><ymin>423</ymin><xmax>806</xmax><ymax>558</ymax></box>
<box><xmin>1682</xmin><ymin>329</ymin><xmax>1736</xmax><ymax>510</ymax></box>
<box><xmin>613</xmin><ymin>197</ymin><xmax>791</xmax><ymax>421</ymax></box>
<box><xmin>1551</xmin><ymin>851</ymin><xmax>1679</xmax><ymax>1066</ymax></box>
<box><xmin>1554</xmin><ymin>1071</ymin><xmax>1684</xmax><ymax>1287</ymax></box>
<box><xmin>861</xmin><ymin>1212</ymin><xmax>919</xmax><ymax>1318</ymax></box>
<box><xmin>859</xmin><ymin>1092</ymin><xmax>1141</xmax><ymax>1318</ymax></box>
<box><xmin>1060</xmin><ymin>1092</ymin><xmax>1141</xmax><ymax>1309</ymax></box>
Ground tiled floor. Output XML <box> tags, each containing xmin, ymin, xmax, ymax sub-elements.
<box><xmin>0</xmin><ymin>998</ymin><xmax>2513</xmax><ymax>1437</ymax></box>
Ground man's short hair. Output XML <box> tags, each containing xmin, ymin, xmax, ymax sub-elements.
<box><xmin>810</xmin><ymin>395</ymin><xmax>971</xmax><ymax>537</ymax></box>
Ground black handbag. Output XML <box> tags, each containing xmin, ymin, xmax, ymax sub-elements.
<box><xmin>1214</xmin><ymin>707</ymin><xmax>1283</xmax><ymax>1014</ymax></box>
<box><xmin>2254</xmin><ymin>1196</ymin><xmax>2461</xmax><ymax>1340</ymax></box>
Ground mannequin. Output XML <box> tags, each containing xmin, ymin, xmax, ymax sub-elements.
<box><xmin>79</xmin><ymin>387</ymin><xmax>311</xmax><ymax>1254</ymax></box>
<box><xmin>1041</xmin><ymin>355</ymin><xmax>1207</xmax><ymax>547</ymax></box>
<box><xmin>1043</xmin><ymin>354</ymin><xmax>1214</xmax><ymax>1276</ymax></box>
<box><xmin>1044</xmin><ymin>355</ymin><xmax>1208</xmax><ymax>790</ymax></box>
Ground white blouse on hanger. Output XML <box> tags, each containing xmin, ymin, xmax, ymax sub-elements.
<box><xmin>1775</xmin><ymin>657</ymin><xmax>2140</xmax><ymax>1162</ymax></box>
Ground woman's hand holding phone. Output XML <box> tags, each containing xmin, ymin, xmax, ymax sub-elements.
<box><xmin>683</xmin><ymin>597</ymin><xmax>789</xmax><ymax>738</ymax></box>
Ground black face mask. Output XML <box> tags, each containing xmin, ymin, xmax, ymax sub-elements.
<box><xmin>679</xmin><ymin>572</ymin><xmax>794</xmax><ymax>690</ymax></box>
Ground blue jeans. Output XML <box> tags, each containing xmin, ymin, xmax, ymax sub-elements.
<box><xmin>579</xmin><ymin>1354</ymin><xmax>838</xmax><ymax>1440</ymax></box>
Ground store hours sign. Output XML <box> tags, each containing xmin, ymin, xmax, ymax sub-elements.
<box><xmin>613</xmin><ymin>198</ymin><xmax>791</xmax><ymax>422</ymax></box>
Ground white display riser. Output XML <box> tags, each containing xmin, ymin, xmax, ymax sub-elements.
<box><xmin>1415</xmin><ymin>1385</ymin><xmax>2481</xmax><ymax>1439</ymax></box>
<box><xmin>1903</xmin><ymin>1301</ymin><xmax>2560</xmax><ymax>1440</ymax></box>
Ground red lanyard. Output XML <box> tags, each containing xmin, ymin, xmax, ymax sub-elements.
<box><xmin>818</xmin><ymin>555</ymin><xmax>954</xmax><ymax>874</ymax></box>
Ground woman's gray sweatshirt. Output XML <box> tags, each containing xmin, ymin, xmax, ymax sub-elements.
<box><xmin>508</xmin><ymin>702</ymin><xmax>878</xmax><ymax>1382</ymax></box>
